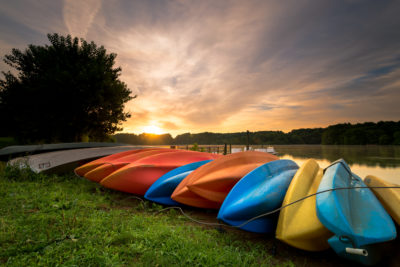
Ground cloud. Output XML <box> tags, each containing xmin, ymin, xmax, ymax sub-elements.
<box><xmin>161</xmin><ymin>121</ymin><xmax>179</xmax><ymax>130</ymax></box>
<box><xmin>1</xmin><ymin>0</ymin><xmax>400</xmax><ymax>134</ymax></box>
<box><xmin>63</xmin><ymin>0</ymin><xmax>101</xmax><ymax>38</ymax></box>
<box><xmin>0</xmin><ymin>0</ymin><xmax>66</xmax><ymax>60</ymax></box>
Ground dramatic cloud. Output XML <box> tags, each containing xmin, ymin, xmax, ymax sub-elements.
<box><xmin>1</xmin><ymin>0</ymin><xmax>399</xmax><ymax>135</ymax></box>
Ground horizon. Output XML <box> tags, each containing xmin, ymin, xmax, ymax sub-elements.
<box><xmin>1</xmin><ymin>1</ymin><xmax>400</xmax><ymax>136</ymax></box>
<box><xmin>116</xmin><ymin>119</ymin><xmax>400</xmax><ymax>138</ymax></box>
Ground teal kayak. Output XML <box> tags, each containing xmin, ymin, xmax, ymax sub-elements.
<box><xmin>316</xmin><ymin>159</ymin><xmax>396</xmax><ymax>265</ymax></box>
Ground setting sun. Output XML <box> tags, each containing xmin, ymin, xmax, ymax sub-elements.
<box><xmin>142</xmin><ymin>125</ymin><xmax>164</xmax><ymax>135</ymax></box>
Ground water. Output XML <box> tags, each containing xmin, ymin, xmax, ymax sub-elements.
<box><xmin>273</xmin><ymin>145</ymin><xmax>400</xmax><ymax>184</ymax></box>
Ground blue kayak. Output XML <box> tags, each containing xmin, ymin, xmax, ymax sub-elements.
<box><xmin>217</xmin><ymin>159</ymin><xmax>299</xmax><ymax>233</ymax></box>
<box><xmin>316</xmin><ymin>159</ymin><xmax>396</xmax><ymax>265</ymax></box>
<box><xmin>144</xmin><ymin>160</ymin><xmax>212</xmax><ymax>205</ymax></box>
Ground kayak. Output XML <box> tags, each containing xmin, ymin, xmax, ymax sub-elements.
<box><xmin>83</xmin><ymin>148</ymin><xmax>175</xmax><ymax>182</ymax></box>
<box><xmin>74</xmin><ymin>148</ymin><xmax>156</xmax><ymax>176</ymax></box>
<box><xmin>316</xmin><ymin>159</ymin><xmax>396</xmax><ymax>265</ymax></box>
<box><xmin>8</xmin><ymin>146</ymin><xmax>141</xmax><ymax>174</ymax></box>
<box><xmin>0</xmin><ymin>142</ymin><xmax>138</xmax><ymax>160</ymax></box>
<box><xmin>171</xmin><ymin>151</ymin><xmax>278</xmax><ymax>209</ymax></box>
<box><xmin>217</xmin><ymin>160</ymin><xmax>298</xmax><ymax>233</ymax></box>
<box><xmin>144</xmin><ymin>160</ymin><xmax>213</xmax><ymax>205</ymax></box>
<box><xmin>276</xmin><ymin>159</ymin><xmax>332</xmax><ymax>251</ymax></box>
<box><xmin>364</xmin><ymin>175</ymin><xmax>400</xmax><ymax>225</ymax></box>
<box><xmin>100</xmin><ymin>151</ymin><xmax>222</xmax><ymax>196</ymax></box>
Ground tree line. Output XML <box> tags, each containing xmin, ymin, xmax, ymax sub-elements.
<box><xmin>113</xmin><ymin>121</ymin><xmax>400</xmax><ymax>145</ymax></box>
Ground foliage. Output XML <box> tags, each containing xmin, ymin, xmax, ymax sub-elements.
<box><xmin>0</xmin><ymin>33</ymin><xmax>133</xmax><ymax>143</ymax></box>
<box><xmin>189</xmin><ymin>142</ymin><xmax>199</xmax><ymax>151</ymax></box>
<box><xmin>321</xmin><ymin>121</ymin><xmax>400</xmax><ymax>145</ymax></box>
<box><xmin>113</xmin><ymin>121</ymin><xmax>400</xmax><ymax>145</ymax></box>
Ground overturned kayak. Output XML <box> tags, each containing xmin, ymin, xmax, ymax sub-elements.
<box><xmin>83</xmin><ymin>148</ymin><xmax>175</xmax><ymax>182</ymax></box>
<box><xmin>316</xmin><ymin>159</ymin><xmax>396</xmax><ymax>265</ymax></box>
<box><xmin>276</xmin><ymin>159</ymin><xmax>332</xmax><ymax>251</ymax></box>
<box><xmin>9</xmin><ymin>146</ymin><xmax>141</xmax><ymax>174</ymax></box>
<box><xmin>100</xmin><ymin>151</ymin><xmax>222</xmax><ymax>196</ymax></box>
<box><xmin>171</xmin><ymin>151</ymin><xmax>278</xmax><ymax>209</ymax></box>
<box><xmin>74</xmin><ymin>148</ymin><xmax>158</xmax><ymax>177</ymax></box>
<box><xmin>0</xmin><ymin>142</ymin><xmax>135</xmax><ymax>161</ymax></box>
<box><xmin>145</xmin><ymin>160</ymin><xmax>213</xmax><ymax>206</ymax></box>
<box><xmin>217</xmin><ymin>160</ymin><xmax>298</xmax><ymax>233</ymax></box>
<box><xmin>364</xmin><ymin>175</ymin><xmax>400</xmax><ymax>226</ymax></box>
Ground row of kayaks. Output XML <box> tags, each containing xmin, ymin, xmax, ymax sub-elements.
<box><xmin>74</xmin><ymin>148</ymin><xmax>400</xmax><ymax>265</ymax></box>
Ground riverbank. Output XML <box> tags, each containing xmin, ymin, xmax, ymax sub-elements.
<box><xmin>0</xmin><ymin>166</ymin><xmax>398</xmax><ymax>266</ymax></box>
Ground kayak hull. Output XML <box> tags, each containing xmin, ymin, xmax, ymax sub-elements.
<box><xmin>84</xmin><ymin>149</ymin><xmax>174</xmax><ymax>182</ymax></box>
<box><xmin>100</xmin><ymin>151</ymin><xmax>221</xmax><ymax>196</ymax></box>
<box><xmin>364</xmin><ymin>175</ymin><xmax>400</xmax><ymax>226</ymax></box>
<box><xmin>172</xmin><ymin>151</ymin><xmax>279</xmax><ymax>209</ymax></box>
<box><xmin>145</xmin><ymin>160</ymin><xmax>213</xmax><ymax>206</ymax></box>
<box><xmin>316</xmin><ymin>159</ymin><xmax>396</xmax><ymax>265</ymax></box>
<box><xmin>75</xmin><ymin>148</ymin><xmax>158</xmax><ymax>176</ymax></box>
<box><xmin>276</xmin><ymin>159</ymin><xmax>332</xmax><ymax>251</ymax></box>
<box><xmin>217</xmin><ymin>160</ymin><xmax>299</xmax><ymax>233</ymax></box>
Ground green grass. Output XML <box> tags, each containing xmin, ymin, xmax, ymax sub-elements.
<box><xmin>0</xmin><ymin>166</ymin><xmax>398</xmax><ymax>266</ymax></box>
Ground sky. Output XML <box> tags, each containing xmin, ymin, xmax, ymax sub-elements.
<box><xmin>1</xmin><ymin>0</ymin><xmax>400</xmax><ymax>136</ymax></box>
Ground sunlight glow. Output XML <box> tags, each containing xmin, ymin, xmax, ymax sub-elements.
<box><xmin>142</xmin><ymin>125</ymin><xmax>165</xmax><ymax>135</ymax></box>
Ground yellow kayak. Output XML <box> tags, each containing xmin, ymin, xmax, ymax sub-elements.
<box><xmin>276</xmin><ymin>159</ymin><xmax>332</xmax><ymax>251</ymax></box>
<box><xmin>364</xmin><ymin>175</ymin><xmax>400</xmax><ymax>225</ymax></box>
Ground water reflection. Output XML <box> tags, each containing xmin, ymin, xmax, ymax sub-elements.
<box><xmin>275</xmin><ymin>145</ymin><xmax>400</xmax><ymax>168</ymax></box>
<box><xmin>274</xmin><ymin>145</ymin><xmax>400</xmax><ymax>184</ymax></box>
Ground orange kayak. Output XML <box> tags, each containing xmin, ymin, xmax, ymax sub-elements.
<box><xmin>74</xmin><ymin>148</ymin><xmax>158</xmax><ymax>176</ymax></box>
<box><xmin>84</xmin><ymin>149</ymin><xmax>175</xmax><ymax>182</ymax></box>
<box><xmin>100</xmin><ymin>151</ymin><xmax>222</xmax><ymax>195</ymax></box>
<box><xmin>171</xmin><ymin>151</ymin><xmax>278</xmax><ymax>209</ymax></box>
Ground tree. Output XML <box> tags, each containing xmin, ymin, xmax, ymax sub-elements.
<box><xmin>0</xmin><ymin>33</ymin><xmax>134</xmax><ymax>143</ymax></box>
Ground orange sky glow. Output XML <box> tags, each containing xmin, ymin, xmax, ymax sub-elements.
<box><xmin>1</xmin><ymin>1</ymin><xmax>400</xmax><ymax>136</ymax></box>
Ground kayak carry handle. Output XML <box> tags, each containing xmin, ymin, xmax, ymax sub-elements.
<box><xmin>345</xmin><ymin>247</ymin><xmax>368</xmax><ymax>256</ymax></box>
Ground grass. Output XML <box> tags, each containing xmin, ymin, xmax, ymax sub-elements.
<box><xmin>0</xmin><ymin>165</ymin><xmax>398</xmax><ymax>266</ymax></box>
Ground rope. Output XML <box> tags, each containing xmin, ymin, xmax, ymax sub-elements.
<box><xmin>152</xmin><ymin>185</ymin><xmax>400</xmax><ymax>229</ymax></box>
<box><xmin>235</xmin><ymin>185</ymin><xmax>400</xmax><ymax>228</ymax></box>
<box><xmin>154</xmin><ymin>207</ymin><xmax>223</xmax><ymax>226</ymax></box>
<box><xmin>82</xmin><ymin>158</ymin><xmax>399</xmax><ymax>229</ymax></box>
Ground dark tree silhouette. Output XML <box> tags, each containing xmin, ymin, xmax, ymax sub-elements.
<box><xmin>0</xmin><ymin>33</ymin><xmax>134</xmax><ymax>143</ymax></box>
<box><xmin>113</xmin><ymin>122</ymin><xmax>400</xmax><ymax>146</ymax></box>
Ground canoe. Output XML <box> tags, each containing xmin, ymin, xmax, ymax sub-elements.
<box><xmin>83</xmin><ymin>148</ymin><xmax>175</xmax><ymax>182</ymax></box>
<box><xmin>171</xmin><ymin>151</ymin><xmax>279</xmax><ymax>209</ymax></box>
<box><xmin>217</xmin><ymin>159</ymin><xmax>298</xmax><ymax>233</ymax></box>
<box><xmin>8</xmin><ymin>146</ymin><xmax>142</xmax><ymax>174</ymax></box>
<box><xmin>0</xmin><ymin>142</ymin><xmax>136</xmax><ymax>160</ymax></box>
<box><xmin>316</xmin><ymin>159</ymin><xmax>396</xmax><ymax>265</ymax></box>
<box><xmin>100</xmin><ymin>151</ymin><xmax>222</xmax><ymax>196</ymax></box>
<box><xmin>74</xmin><ymin>148</ymin><xmax>158</xmax><ymax>176</ymax></box>
<box><xmin>144</xmin><ymin>160</ymin><xmax>213</xmax><ymax>205</ymax></box>
<box><xmin>364</xmin><ymin>175</ymin><xmax>400</xmax><ymax>225</ymax></box>
<box><xmin>276</xmin><ymin>159</ymin><xmax>332</xmax><ymax>251</ymax></box>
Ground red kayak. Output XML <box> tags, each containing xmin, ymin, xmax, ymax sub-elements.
<box><xmin>100</xmin><ymin>151</ymin><xmax>222</xmax><ymax>196</ymax></box>
<box><xmin>74</xmin><ymin>148</ymin><xmax>157</xmax><ymax>177</ymax></box>
<box><xmin>84</xmin><ymin>148</ymin><xmax>175</xmax><ymax>182</ymax></box>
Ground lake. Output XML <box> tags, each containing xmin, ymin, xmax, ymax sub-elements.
<box><xmin>273</xmin><ymin>145</ymin><xmax>400</xmax><ymax>184</ymax></box>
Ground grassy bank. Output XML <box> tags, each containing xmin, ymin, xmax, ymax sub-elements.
<box><xmin>0</xmin><ymin>166</ymin><xmax>398</xmax><ymax>266</ymax></box>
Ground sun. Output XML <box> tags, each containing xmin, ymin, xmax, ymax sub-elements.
<box><xmin>142</xmin><ymin>125</ymin><xmax>164</xmax><ymax>135</ymax></box>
